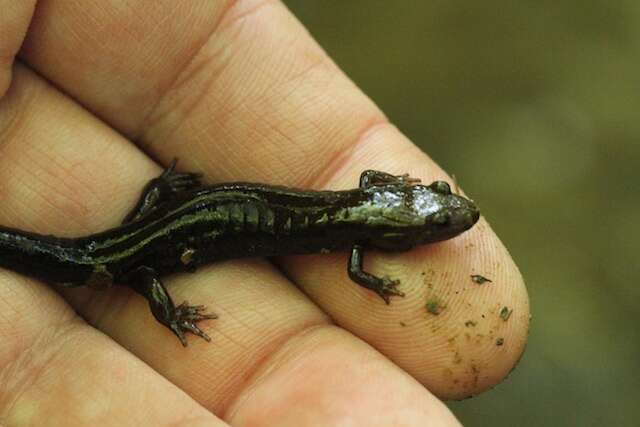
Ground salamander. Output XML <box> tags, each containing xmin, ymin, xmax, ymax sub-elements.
<box><xmin>0</xmin><ymin>160</ymin><xmax>480</xmax><ymax>345</ymax></box>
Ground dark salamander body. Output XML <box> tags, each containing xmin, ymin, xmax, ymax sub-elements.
<box><xmin>0</xmin><ymin>162</ymin><xmax>479</xmax><ymax>345</ymax></box>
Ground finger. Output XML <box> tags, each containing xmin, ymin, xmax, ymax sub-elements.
<box><xmin>20</xmin><ymin>0</ymin><xmax>385</xmax><ymax>182</ymax></box>
<box><xmin>281</xmin><ymin>130</ymin><xmax>530</xmax><ymax>399</ymax></box>
<box><xmin>0</xmin><ymin>0</ymin><xmax>35</xmax><ymax>96</ymax></box>
<box><xmin>0</xmin><ymin>65</ymin><xmax>459</xmax><ymax>425</ymax></box>
<box><xmin>0</xmin><ymin>272</ymin><xmax>226</xmax><ymax>426</ymax></box>
<box><xmin>226</xmin><ymin>327</ymin><xmax>461</xmax><ymax>426</ymax></box>
<box><xmin>18</xmin><ymin>0</ymin><xmax>529</xmax><ymax>398</ymax></box>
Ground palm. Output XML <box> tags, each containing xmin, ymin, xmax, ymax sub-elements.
<box><xmin>0</xmin><ymin>2</ymin><xmax>528</xmax><ymax>426</ymax></box>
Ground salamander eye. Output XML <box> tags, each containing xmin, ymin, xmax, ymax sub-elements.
<box><xmin>431</xmin><ymin>181</ymin><xmax>451</xmax><ymax>195</ymax></box>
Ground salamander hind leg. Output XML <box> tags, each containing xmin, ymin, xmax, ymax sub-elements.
<box><xmin>348</xmin><ymin>245</ymin><xmax>405</xmax><ymax>304</ymax></box>
<box><xmin>359</xmin><ymin>170</ymin><xmax>421</xmax><ymax>189</ymax></box>
<box><xmin>122</xmin><ymin>158</ymin><xmax>204</xmax><ymax>224</ymax></box>
<box><xmin>123</xmin><ymin>266</ymin><xmax>217</xmax><ymax>346</ymax></box>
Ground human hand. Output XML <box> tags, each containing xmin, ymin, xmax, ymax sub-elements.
<box><xmin>0</xmin><ymin>2</ymin><xmax>529</xmax><ymax>425</ymax></box>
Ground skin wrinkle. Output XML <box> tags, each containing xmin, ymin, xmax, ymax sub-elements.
<box><xmin>140</xmin><ymin>1</ymin><xmax>303</xmax><ymax>170</ymax></box>
<box><xmin>176</xmin><ymin>29</ymin><xmax>254</xmax><ymax>176</ymax></box>
<box><xmin>302</xmin><ymin>118</ymin><xmax>391</xmax><ymax>191</ymax></box>
<box><xmin>249</xmin><ymin>56</ymin><xmax>353</xmax><ymax>186</ymax></box>
<box><xmin>265</xmin><ymin>49</ymin><xmax>330</xmax><ymax>103</ymax></box>
<box><xmin>217</xmin><ymin>0</ymin><xmax>276</xmax><ymax>33</ymax></box>
<box><xmin>119</xmin><ymin>2</ymin><xmax>185</xmax><ymax>44</ymax></box>
<box><xmin>144</xmin><ymin>1</ymin><xmax>374</xmax><ymax>186</ymax></box>
<box><xmin>0</xmin><ymin>309</ymin><xmax>79</xmax><ymax>417</ymax></box>
<box><xmin>216</xmin><ymin>321</ymin><xmax>332</xmax><ymax>417</ymax></box>
<box><xmin>151</xmin><ymin>264</ymin><xmax>333</xmax><ymax>415</ymax></box>
<box><xmin>141</xmin><ymin>47</ymin><xmax>231</xmax><ymax>149</ymax></box>
<box><xmin>0</xmin><ymin>1</ymin><xmax>36</xmax><ymax>95</ymax></box>
<box><xmin>0</xmin><ymin>77</ymin><xmax>98</xmax><ymax>231</ymax></box>
<box><xmin>144</xmin><ymin>43</ymin><xmax>242</xmax><ymax>161</ymax></box>
<box><xmin>254</xmin><ymin>55</ymin><xmax>331</xmax><ymax>138</ymax></box>
<box><xmin>9</xmin><ymin>156</ymin><xmax>89</xmax><ymax>233</ymax></box>
<box><xmin>84</xmin><ymin>283</ymin><xmax>133</xmax><ymax>338</ymax></box>
<box><xmin>30</xmin><ymin>154</ymin><xmax>93</xmax><ymax>218</ymax></box>
<box><xmin>135</xmin><ymin>0</ymin><xmax>261</xmax><ymax>144</ymax></box>
<box><xmin>0</xmin><ymin>275</ymin><xmax>29</xmax><ymax>326</ymax></box>
<box><xmin>0</xmin><ymin>76</ymin><xmax>31</xmax><ymax>148</ymax></box>
<box><xmin>222</xmin><ymin>322</ymin><xmax>329</xmax><ymax>420</ymax></box>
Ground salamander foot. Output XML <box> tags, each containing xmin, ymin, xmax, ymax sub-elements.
<box><xmin>170</xmin><ymin>302</ymin><xmax>218</xmax><ymax>346</ymax></box>
<box><xmin>377</xmin><ymin>276</ymin><xmax>405</xmax><ymax>304</ymax></box>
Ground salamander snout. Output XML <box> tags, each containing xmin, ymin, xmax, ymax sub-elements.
<box><xmin>448</xmin><ymin>196</ymin><xmax>480</xmax><ymax>231</ymax></box>
<box><xmin>418</xmin><ymin>192</ymin><xmax>480</xmax><ymax>243</ymax></box>
<box><xmin>453</xmin><ymin>202</ymin><xmax>480</xmax><ymax>230</ymax></box>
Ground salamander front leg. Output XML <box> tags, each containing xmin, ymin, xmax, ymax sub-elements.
<box><xmin>122</xmin><ymin>158</ymin><xmax>204</xmax><ymax>224</ymax></box>
<box><xmin>123</xmin><ymin>266</ymin><xmax>217</xmax><ymax>346</ymax></box>
<box><xmin>348</xmin><ymin>245</ymin><xmax>405</xmax><ymax>304</ymax></box>
<box><xmin>359</xmin><ymin>170</ymin><xmax>421</xmax><ymax>189</ymax></box>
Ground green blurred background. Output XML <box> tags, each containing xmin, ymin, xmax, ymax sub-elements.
<box><xmin>284</xmin><ymin>1</ymin><xmax>639</xmax><ymax>425</ymax></box>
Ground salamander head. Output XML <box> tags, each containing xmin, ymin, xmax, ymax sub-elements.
<box><xmin>411</xmin><ymin>181</ymin><xmax>479</xmax><ymax>242</ymax></box>
<box><xmin>364</xmin><ymin>181</ymin><xmax>480</xmax><ymax>250</ymax></box>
